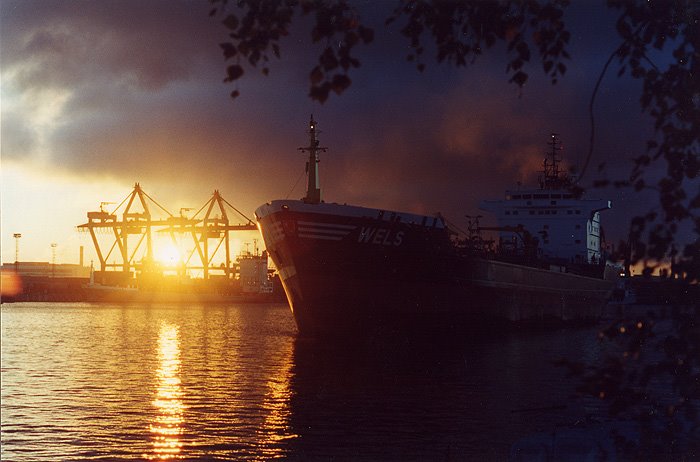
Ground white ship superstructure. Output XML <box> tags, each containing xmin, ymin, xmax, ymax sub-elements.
<box><xmin>481</xmin><ymin>135</ymin><xmax>611</xmax><ymax>265</ymax></box>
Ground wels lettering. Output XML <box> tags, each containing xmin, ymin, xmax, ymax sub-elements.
<box><xmin>358</xmin><ymin>227</ymin><xmax>404</xmax><ymax>246</ymax></box>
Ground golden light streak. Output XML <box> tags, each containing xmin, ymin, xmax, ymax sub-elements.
<box><xmin>256</xmin><ymin>339</ymin><xmax>299</xmax><ymax>454</ymax></box>
<box><xmin>145</xmin><ymin>322</ymin><xmax>185</xmax><ymax>460</ymax></box>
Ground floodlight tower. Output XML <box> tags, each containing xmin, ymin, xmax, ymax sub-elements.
<box><xmin>51</xmin><ymin>243</ymin><xmax>57</xmax><ymax>278</ymax></box>
<box><xmin>13</xmin><ymin>233</ymin><xmax>22</xmax><ymax>272</ymax></box>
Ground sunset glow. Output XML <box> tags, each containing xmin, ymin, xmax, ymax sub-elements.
<box><xmin>0</xmin><ymin>1</ymin><xmax>668</xmax><ymax>271</ymax></box>
<box><xmin>155</xmin><ymin>243</ymin><xmax>182</xmax><ymax>267</ymax></box>
<box><xmin>1</xmin><ymin>2</ymin><xmax>695</xmax><ymax>461</ymax></box>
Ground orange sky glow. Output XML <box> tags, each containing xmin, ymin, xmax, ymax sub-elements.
<box><xmin>1</xmin><ymin>1</ymin><xmax>685</xmax><ymax>268</ymax></box>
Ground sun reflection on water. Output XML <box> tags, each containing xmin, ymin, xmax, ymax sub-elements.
<box><xmin>147</xmin><ymin>322</ymin><xmax>185</xmax><ymax>460</ymax></box>
<box><xmin>257</xmin><ymin>339</ymin><xmax>298</xmax><ymax>455</ymax></box>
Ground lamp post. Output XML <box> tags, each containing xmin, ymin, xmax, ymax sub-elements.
<box><xmin>13</xmin><ymin>233</ymin><xmax>22</xmax><ymax>273</ymax></box>
<box><xmin>51</xmin><ymin>243</ymin><xmax>57</xmax><ymax>278</ymax></box>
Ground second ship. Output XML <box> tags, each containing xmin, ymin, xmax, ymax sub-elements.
<box><xmin>256</xmin><ymin>118</ymin><xmax>616</xmax><ymax>337</ymax></box>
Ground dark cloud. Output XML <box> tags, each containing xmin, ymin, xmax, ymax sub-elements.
<box><xmin>1</xmin><ymin>0</ymin><xmax>222</xmax><ymax>90</ymax></box>
<box><xmin>0</xmin><ymin>0</ymin><xmax>674</xmax><ymax>246</ymax></box>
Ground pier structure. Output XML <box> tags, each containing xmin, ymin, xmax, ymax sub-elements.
<box><xmin>78</xmin><ymin>183</ymin><xmax>257</xmax><ymax>281</ymax></box>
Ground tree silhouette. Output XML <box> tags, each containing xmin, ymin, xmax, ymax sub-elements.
<box><xmin>211</xmin><ymin>1</ymin><xmax>698</xmax><ymax>456</ymax></box>
<box><xmin>211</xmin><ymin>0</ymin><xmax>698</xmax><ymax>283</ymax></box>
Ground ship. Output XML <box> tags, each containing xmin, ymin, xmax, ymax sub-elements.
<box><xmin>80</xmin><ymin>249</ymin><xmax>278</xmax><ymax>304</ymax></box>
<box><xmin>255</xmin><ymin>117</ymin><xmax>617</xmax><ymax>337</ymax></box>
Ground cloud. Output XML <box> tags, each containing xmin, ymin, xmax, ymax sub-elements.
<box><xmin>1</xmin><ymin>0</ymin><xmax>227</xmax><ymax>164</ymax></box>
<box><xmin>0</xmin><ymin>107</ymin><xmax>37</xmax><ymax>158</ymax></box>
<box><xmin>317</xmin><ymin>72</ymin><xmax>589</xmax><ymax>223</ymax></box>
<box><xmin>0</xmin><ymin>0</ymin><xmax>673</xmax><ymax>252</ymax></box>
<box><xmin>1</xmin><ymin>0</ymin><xmax>222</xmax><ymax>90</ymax></box>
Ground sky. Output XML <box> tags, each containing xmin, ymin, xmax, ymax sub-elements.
<box><xmin>0</xmin><ymin>0</ymin><xmax>681</xmax><ymax>266</ymax></box>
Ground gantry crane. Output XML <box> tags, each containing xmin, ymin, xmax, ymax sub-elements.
<box><xmin>160</xmin><ymin>190</ymin><xmax>257</xmax><ymax>279</ymax></box>
<box><xmin>78</xmin><ymin>184</ymin><xmax>256</xmax><ymax>280</ymax></box>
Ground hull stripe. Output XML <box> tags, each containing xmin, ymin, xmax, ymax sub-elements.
<box><xmin>297</xmin><ymin>221</ymin><xmax>356</xmax><ymax>230</ymax></box>
<box><xmin>297</xmin><ymin>226</ymin><xmax>350</xmax><ymax>235</ymax></box>
<box><xmin>298</xmin><ymin>233</ymin><xmax>344</xmax><ymax>241</ymax></box>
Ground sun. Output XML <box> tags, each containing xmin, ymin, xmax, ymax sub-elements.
<box><xmin>155</xmin><ymin>243</ymin><xmax>181</xmax><ymax>266</ymax></box>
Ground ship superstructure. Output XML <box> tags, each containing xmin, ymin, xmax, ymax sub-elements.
<box><xmin>480</xmin><ymin>135</ymin><xmax>611</xmax><ymax>265</ymax></box>
<box><xmin>256</xmin><ymin>119</ymin><xmax>615</xmax><ymax>338</ymax></box>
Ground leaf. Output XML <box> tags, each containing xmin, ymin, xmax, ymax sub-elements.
<box><xmin>616</xmin><ymin>18</ymin><xmax>631</xmax><ymax>38</ymax></box>
<box><xmin>331</xmin><ymin>74</ymin><xmax>351</xmax><ymax>94</ymax></box>
<box><xmin>635</xmin><ymin>155</ymin><xmax>651</xmax><ymax>166</ymax></box>
<box><xmin>249</xmin><ymin>50</ymin><xmax>261</xmax><ymax>66</ymax></box>
<box><xmin>319</xmin><ymin>47</ymin><xmax>338</xmax><ymax>71</ymax></box>
<box><xmin>310</xmin><ymin>66</ymin><xmax>323</xmax><ymax>84</ymax></box>
<box><xmin>511</xmin><ymin>71</ymin><xmax>528</xmax><ymax>86</ymax></box>
<box><xmin>309</xmin><ymin>82</ymin><xmax>331</xmax><ymax>103</ymax></box>
<box><xmin>225</xmin><ymin>64</ymin><xmax>244</xmax><ymax>82</ymax></box>
<box><xmin>516</xmin><ymin>41</ymin><xmax>530</xmax><ymax>61</ymax></box>
<box><xmin>358</xmin><ymin>26</ymin><xmax>374</xmax><ymax>43</ymax></box>
<box><xmin>344</xmin><ymin>31</ymin><xmax>359</xmax><ymax>48</ymax></box>
<box><xmin>222</xmin><ymin>14</ymin><xmax>239</xmax><ymax>30</ymax></box>
<box><xmin>220</xmin><ymin>42</ymin><xmax>237</xmax><ymax>59</ymax></box>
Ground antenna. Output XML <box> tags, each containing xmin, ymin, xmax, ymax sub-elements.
<box><xmin>298</xmin><ymin>115</ymin><xmax>327</xmax><ymax>204</ymax></box>
<box><xmin>540</xmin><ymin>133</ymin><xmax>566</xmax><ymax>190</ymax></box>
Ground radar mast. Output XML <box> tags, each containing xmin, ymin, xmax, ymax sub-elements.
<box><xmin>539</xmin><ymin>133</ymin><xmax>567</xmax><ymax>190</ymax></box>
<box><xmin>299</xmin><ymin>115</ymin><xmax>327</xmax><ymax>204</ymax></box>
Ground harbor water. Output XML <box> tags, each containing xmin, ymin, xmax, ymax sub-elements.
<box><xmin>1</xmin><ymin>302</ymin><xmax>608</xmax><ymax>461</ymax></box>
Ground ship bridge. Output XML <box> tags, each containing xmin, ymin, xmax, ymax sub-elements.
<box><xmin>479</xmin><ymin>134</ymin><xmax>612</xmax><ymax>264</ymax></box>
<box><xmin>480</xmin><ymin>190</ymin><xmax>611</xmax><ymax>264</ymax></box>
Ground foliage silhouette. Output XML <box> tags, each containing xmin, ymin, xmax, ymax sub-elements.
<box><xmin>211</xmin><ymin>1</ymin><xmax>699</xmax><ymax>457</ymax></box>
<box><xmin>210</xmin><ymin>0</ymin><xmax>698</xmax><ymax>284</ymax></box>
<box><xmin>558</xmin><ymin>302</ymin><xmax>699</xmax><ymax>459</ymax></box>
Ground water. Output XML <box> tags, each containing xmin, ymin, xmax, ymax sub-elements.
<box><xmin>1</xmin><ymin>302</ymin><xmax>606</xmax><ymax>461</ymax></box>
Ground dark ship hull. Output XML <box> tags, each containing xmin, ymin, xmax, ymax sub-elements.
<box><xmin>256</xmin><ymin>200</ymin><xmax>614</xmax><ymax>338</ymax></box>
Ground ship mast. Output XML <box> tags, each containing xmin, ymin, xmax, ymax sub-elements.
<box><xmin>540</xmin><ymin>133</ymin><xmax>565</xmax><ymax>190</ymax></box>
<box><xmin>299</xmin><ymin>115</ymin><xmax>327</xmax><ymax>204</ymax></box>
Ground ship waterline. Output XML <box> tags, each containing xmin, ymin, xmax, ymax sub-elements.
<box><xmin>255</xmin><ymin>119</ymin><xmax>615</xmax><ymax>338</ymax></box>
<box><xmin>256</xmin><ymin>200</ymin><xmax>614</xmax><ymax>337</ymax></box>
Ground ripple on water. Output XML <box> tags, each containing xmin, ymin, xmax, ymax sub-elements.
<box><xmin>2</xmin><ymin>302</ymin><xmax>607</xmax><ymax>460</ymax></box>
